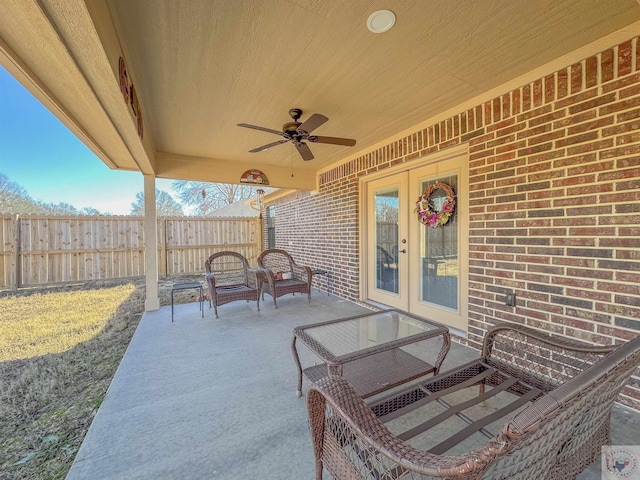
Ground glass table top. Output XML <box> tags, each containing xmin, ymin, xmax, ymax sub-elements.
<box><xmin>301</xmin><ymin>310</ymin><xmax>443</xmax><ymax>358</ymax></box>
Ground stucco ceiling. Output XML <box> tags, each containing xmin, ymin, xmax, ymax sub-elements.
<box><xmin>2</xmin><ymin>0</ymin><xmax>640</xmax><ymax>189</ymax></box>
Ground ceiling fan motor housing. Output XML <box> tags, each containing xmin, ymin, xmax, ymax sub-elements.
<box><xmin>282</xmin><ymin>121</ymin><xmax>303</xmax><ymax>136</ymax></box>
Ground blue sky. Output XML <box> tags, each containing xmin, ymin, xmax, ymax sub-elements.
<box><xmin>0</xmin><ymin>66</ymin><xmax>176</xmax><ymax>215</ymax></box>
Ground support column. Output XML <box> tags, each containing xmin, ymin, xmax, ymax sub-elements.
<box><xmin>143</xmin><ymin>175</ymin><xmax>160</xmax><ymax>311</ymax></box>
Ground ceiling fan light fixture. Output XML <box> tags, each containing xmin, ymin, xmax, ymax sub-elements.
<box><xmin>367</xmin><ymin>10</ymin><xmax>396</xmax><ymax>33</ymax></box>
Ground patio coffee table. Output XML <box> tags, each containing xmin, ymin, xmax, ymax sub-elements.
<box><xmin>292</xmin><ymin>309</ymin><xmax>450</xmax><ymax>398</ymax></box>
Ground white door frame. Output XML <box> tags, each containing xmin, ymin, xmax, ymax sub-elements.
<box><xmin>359</xmin><ymin>145</ymin><xmax>469</xmax><ymax>332</ymax></box>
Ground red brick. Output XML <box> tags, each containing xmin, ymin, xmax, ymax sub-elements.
<box><xmin>568</xmin><ymin>139</ymin><xmax>614</xmax><ymax>156</ymax></box>
<box><xmin>619</xmin><ymin>107</ymin><xmax>640</xmax><ymax>122</ymax></box>
<box><xmin>565</xmin><ymin>183</ymin><xmax>612</xmax><ymax>195</ymax></box>
<box><xmin>482</xmin><ymin>103</ymin><xmax>492</xmax><ymax>127</ymax></box>
<box><xmin>458</xmin><ymin>114</ymin><xmax>468</xmax><ymax>138</ymax></box>
<box><xmin>585</xmin><ymin>55</ymin><xmax>598</xmax><ymax>88</ymax></box>
<box><xmin>516</xmin><ymin>122</ymin><xmax>551</xmax><ymax>139</ymax></box>
<box><xmin>553</xmin><ymin>237</ymin><xmax>596</xmax><ymax>247</ymax></box>
<box><xmin>568</xmin><ymin>227</ymin><xmax>616</xmax><ymax>236</ymax></box>
<box><xmin>600</xmin><ymin>97</ymin><xmax>640</xmax><ymax>116</ymax></box>
<box><xmin>557</xmin><ymin>68</ymin><xmax>568</xmax><ymax>99</ymax></box>
<box><xmin>617</xmin><ymin>271</ymin><xmax>640</xmax><ymax>283</ymax></box>
<box><xmin>532</xmin><ymin>79</ymin><xmax>543</xmax><ymax>107</ymax></box>
<box><xmin>502</xmin><ymin>93</ymin><xmax>511</xmax><ymax>118</ymax></box>
<box><xmin>530</xmin><ymin>130</ymin><xmax>566</xmax><ymax>146</ymax></box>
<box><xmin>621</xmin><ymin>83</ymin><xmax>640</xmax><ymax>99</ymax></box>
<box><xmin>601</xmin><ymin>48</ymin><xmax>615</xmax><ymax>82</ymax></box>
<box><xmin>476</xmin><ymin>105</ymin><xmax>484</xmax><ymax>128</ymax></box>
<box><xmin>467</xmin><ymin>108</ymin><xmax>476</xmax><ymax>130</ymax></box>
<box><xmin>530</xmin><ymin>110</ymin><xmax>567</xmax><ymax>128</ymax></box>
<box><xmin>567</xmin><ymin>160</ymin><xmax>615</xmax><ymax>175</ymax></box>
<box><xmin>570</xmin><ymin>61</ymin><xmax>583</xmax><ymax>94</ymax></box>
<box><xmin>553</xmin><ymin>217</ymin><xmax>596</xmax><ymax>227</ymax></box>
<box><xmin>555</xmin><ymin>131</ymin><xmax>598</xmax><ymax>148</ymax></box>
<box><xmin>602</xmin><ymin>71</ymin><xmax>640</xmax><ymax>94</ymax></box>
<box><xmin>555</xmin><ymin>88</ymin><xmax>598</xmax><ymax>109</ymax></box>
<box><xmin>554</xmin><ymin>110</ymin><xmax>596</xmax><ymax>129</ymax></box>
<box><xmin>512</xmin><ymin>89</ymin><xmax>521</xmax><ymax>115</ymax></box>
<box><xmin>545</xmin><ymin>74</ymin><xmax>555</xmax><ymax>103</ymax></box>
<box><xmin>568</xmin><ymin>93</ymin><xmax>617</xmax><ymax>114</ymax></box>
<box><xmin>522</xmin><ymin>83</ymin><xmax>531</xmax><ymax>111</ymax></box>
<box><xmin>618</xmin><ymin>40</ymin><xmax>633</xmax><ymax>77</ymax></box>
<box><xmin>567</xmin><ymin>116</ymin><xmax>614</xmax><ymax>135</ymax></box>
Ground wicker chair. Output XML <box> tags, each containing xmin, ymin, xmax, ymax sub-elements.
<box><xmin>307</xmin><ymin>323</ymin><xmax>640</xmax><ymax>480</ymax></box>
<box><xmin>204</xmin><ymin>251</ymin><xmax>260</xmax><ymax>318</ymax></box>
<box><xmin>257</xmin><ymin>249</ymin><xmax>313</xmax><ymax>308</ymax></box>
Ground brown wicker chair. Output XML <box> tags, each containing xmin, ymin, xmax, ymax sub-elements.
<box><xmin>257</xmin><ymin>249</ymin><xmax>313</xmax><ymax>308</ymax></box>
<box><xmin>204</xmin><ymin>251</ymin><xmax>260</xmax><ymax>318</ymax></box>
<box><xmin>307</xmin><ymin>323</ymin><xmax>640</xmax><ymax>480</ymax></box>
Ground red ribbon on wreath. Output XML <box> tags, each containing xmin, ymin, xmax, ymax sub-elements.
<box><xmin>415</xmin><ymin>182</ymin><xmax>456</xmax><ymax>228</ymax></box>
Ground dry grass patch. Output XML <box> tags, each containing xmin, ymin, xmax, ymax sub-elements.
<box><xmin>0</xmin><ymin>281</ymin><xmax>145</xmax><ymax>480</ymax></box>
<box><xmin>0</xmin><ymin>286</ymin><xmax>135</xmax><ymax>361</ymax></box>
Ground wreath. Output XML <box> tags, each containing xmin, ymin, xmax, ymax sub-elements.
<box><xmin>415</xmin><ymin>182</ymin><xmax>456</xmax><ymax>228</ymax></box>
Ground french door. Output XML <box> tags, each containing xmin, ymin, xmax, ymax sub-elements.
<box><xmin>365</xmin><ymin>150</ymin><xmax>468</xmax><ymax>331</ymax></box>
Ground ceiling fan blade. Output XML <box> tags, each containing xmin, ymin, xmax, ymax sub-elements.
<box><xmin>249</xmin><ymin>139</ymin><xmax>289</xmax><ymax>153</ymax></box>
<box><xmin>294</xmin><ymin>142</ymin><xmax>314</xmax><ymax>161</ymax></box>
<box><xmin>297</xmin><ymin>114</ymin><xmax>328</xmax><ymax>134</ymax></box>
<box><xmin>308</xmin><ymin>135</ymin><xmax>356</xmax><ymax>146</ymax></box>
<box><xmin>237</xmin><ymin>123</ymin><xmax>284</xmax><ymax>136</ymax></box>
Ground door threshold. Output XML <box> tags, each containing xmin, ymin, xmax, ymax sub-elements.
<box><xmin>362</xmin><ymin>299</ymin><xmax>396</xmax><ymax>311</ymax></box>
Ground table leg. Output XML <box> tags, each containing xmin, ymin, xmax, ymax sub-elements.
<box><xmin>291</xmin><ymin>336</ymin><xmax>303</xmax><ymax>397</ymax></box>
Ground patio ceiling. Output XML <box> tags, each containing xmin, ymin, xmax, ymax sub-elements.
<box><xmin>2</xmin><ymin>0</ymin><xmax>640</xmax><ymax>190</ymax></box>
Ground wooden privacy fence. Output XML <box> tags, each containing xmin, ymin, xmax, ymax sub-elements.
<box><xmin>0</xmin><ymin>214</ymin><xmax>261</xmax><ymax>289</ymax></box>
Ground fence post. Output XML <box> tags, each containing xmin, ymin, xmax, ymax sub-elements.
<box><xmin>12</xmin><ymin>214</ymin><xmax>20</xmax><ymax>290</ymax></box>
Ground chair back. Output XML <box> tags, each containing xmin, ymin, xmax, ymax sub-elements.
<box><xmin>258</xmin><ymin>249</ymin><xmax>294</xmax><ymax>276</ymax></box>
<box><xmin>489</xmin><ymin>334</ymin><xmax>640</xmax><ymax>479</ymax></box>
<box><xmin>205</xmin><ymin>251</ymin><xmax>250</xmax><ymax>287</ymax></box>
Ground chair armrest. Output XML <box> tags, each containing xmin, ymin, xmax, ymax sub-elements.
<box><xmin>482</xmin><ymin>323</ymin><xmax>617</xmax><ymax>391</ymax></box>
<box><xmin>292</xmin><ymin>264</ymin><xmax>312</xmax><ymax>283</ymax></box>
<box><xmin>246</xmin><ymin>268</ymin><xmax>260</xmax><ymax>289</ymax></box>
<box><xmin>258</xmin><ymin>267</ymin><xmax>277</xmax><ymax>288</ymax></box>
<box><xmin>205</xmin><ymin>273</ymin><xmax>217</xmax><ymax>289</ymax></box>
<box><xmin>307</xmin><ymin>376</ymin><xmax>509</xmax><ymax>478</ymax></box>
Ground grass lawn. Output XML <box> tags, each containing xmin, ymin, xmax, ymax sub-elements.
<box><xmin>0</xmin><ymin>276</ymin><xmax>202</xmax><ymax>480</ymax></box>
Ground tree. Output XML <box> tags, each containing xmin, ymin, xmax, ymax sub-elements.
<box><xmin>38</xmin><ymin>201</ymin><xmax>79</xmax><ymax>215</ymax></box>
<box><xmin>376</xmin><ymin>198</ymin><xmax>399</xmax><ymax>222</ymax></box>
<box><xmin>130</xmin><ymin>189</ymin><xmax>184</xmax><ymax>216</ymax></box>
<box><xmin>0</xmin><ymin>173</ymin><xmax>41</xmax><ymax>213</ymax></box>
<box><xmin>172</xmin><ymin>181</ymin><xmax>262</xmax><ymax>216</ymax></box>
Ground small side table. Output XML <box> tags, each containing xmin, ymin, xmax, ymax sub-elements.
<box><xmin>312</xmin><ymin>269</ymin><xmax>331</xmax><ymax>296</ymax></box>
<box><xmin>171</xmin><ymin>282</ymin><xmax>204</xmax><ymax>322</ymax></box>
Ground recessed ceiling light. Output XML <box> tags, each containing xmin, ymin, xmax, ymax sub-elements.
<box><xmin>366</xmin><ymin>9</ymin><xmax>396</xmax><ymax>34</ymax></box>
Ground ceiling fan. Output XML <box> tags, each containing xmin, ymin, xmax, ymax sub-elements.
<box><xmin>237</xmin><ymin>108</ymin><xmax>356</xmax><ymax>161</ymax></box>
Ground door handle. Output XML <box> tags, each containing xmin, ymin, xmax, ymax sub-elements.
<box><xmin>399</xmin><ymin>249</ymin><xmax>407</xmax><ymax>254</ymax></box>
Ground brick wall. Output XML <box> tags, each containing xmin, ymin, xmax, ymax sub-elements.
<box><xmin>266</xmin><ymin>36</ymin><xmax>640</xmax><ymax>410</ymax></box>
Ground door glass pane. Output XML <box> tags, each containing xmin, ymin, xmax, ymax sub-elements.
<box><xmin>375</xmin><ymin>187</ymin><xmax>399</xmax><ymax>293</ymax></box>
<box><xmin>420</xmin><ymin>175</ymin><xmax>458</xmax><ymax>309</ymax></box>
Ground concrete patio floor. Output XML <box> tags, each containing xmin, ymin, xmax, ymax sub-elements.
<box><xmin>66</xmin><ymin>289</ymin><xmax>640</xmax><ymax>479</ymax></box>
